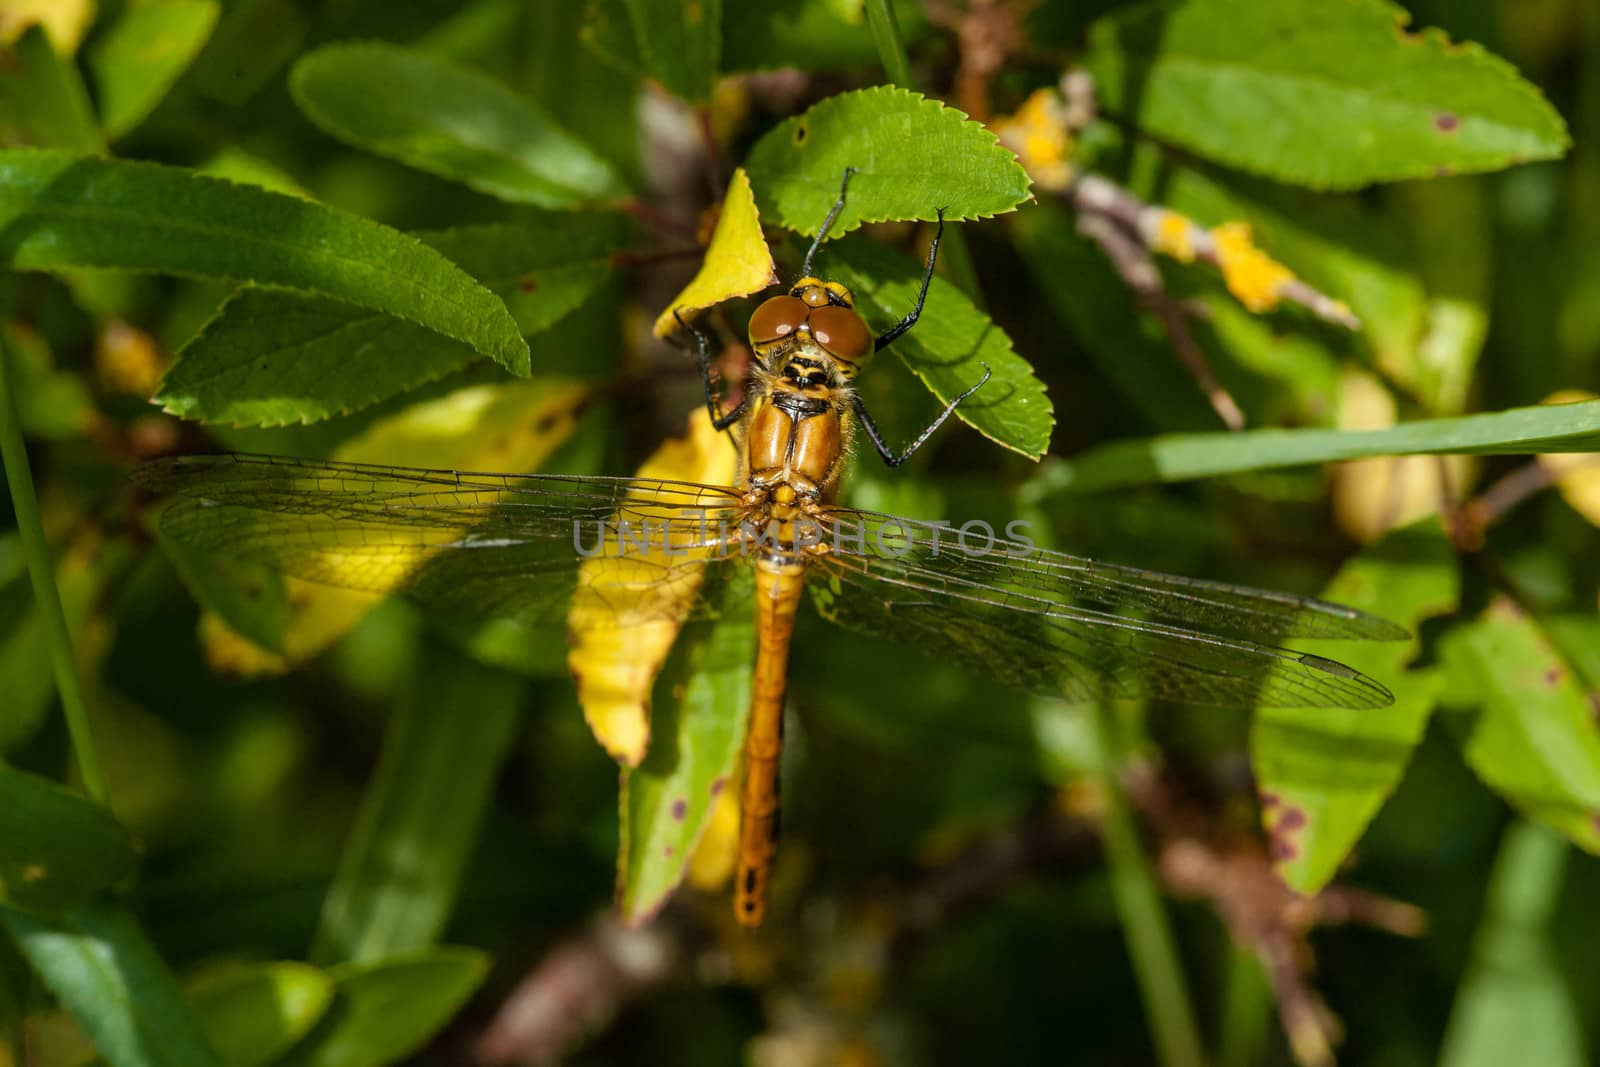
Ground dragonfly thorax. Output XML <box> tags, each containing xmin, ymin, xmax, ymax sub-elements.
<box><xmin>744</xmin><ymin>348</ymin><xmax>852</xmax><ymax>506</ymax></box>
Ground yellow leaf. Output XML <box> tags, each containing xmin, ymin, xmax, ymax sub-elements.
<box><xmin>1332</xmin><ymin>369</ymin><xmax>1474</xmax><ymax>543</ymax></box>
<box><xmin>198</xmin><ymin>379</ymin><xmax>590</xmax><ymax>671</ymax></box>
<box><xmin>96</xmin><ymin>319</ymin><xmax>164</xmax><ymax>396</ymax></box>
<box><xmin>1537</xmin><ymin>389</ymin><xmax>1600</xmax><ymax>527</ymax></box>
<box><xmin>0</xmin><ymin>0</ymin><xmax>94</xmax><ymax>51</ymax></box>
<box><xmin>567</xmin><ymin>408</ymin><xmax>739</xmax><ymax>766</ymax></box>
<box><xmin>651</xmin><ymin>167</ymin><xmax>777</xmax><ymax>339</ymax></box>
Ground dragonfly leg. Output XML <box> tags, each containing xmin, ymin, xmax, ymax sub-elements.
<box><xmin>800</xmin><ymin>166</ymin><xmax>857</xmax><ymax>278</ymax></box>
<box><xmin>853</xmin><ymin>361</ymin><xmax>991</xmax><ymax>467</ymax></box>
<box><xmin>873</xmin><ymin>209</ymin><xmax>945</xmax><ymax>353</ymax></box>
<box><xmin>675</xmin><ymin>307</ymin><xmax>748</xmax><ymax>434</ymax></box>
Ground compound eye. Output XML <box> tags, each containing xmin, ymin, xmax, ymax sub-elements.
<box><xmin>748</xmin><ymin>296</ymin><xmax>808</xmax><ymax>345</ymax></box>
<box><xmin>809</xmin><ymin>305</ymin><xmax>872</xmax><ymax>363</ymax></box>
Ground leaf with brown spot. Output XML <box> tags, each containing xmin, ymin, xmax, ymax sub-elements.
<box><xmin>1441</xmin><ymin>605</ymin><xmax>1600</xmax><ymax>853</ymax></box>
<box><xmin>1252</xmin><ymin>519</ymin><xmax>1457</xmax><ymax>893</ymax></box>
<box><xmin>1085</xmin><ymin>0</ymin><xmax>1569</xmax><ymax>189</ymax></box>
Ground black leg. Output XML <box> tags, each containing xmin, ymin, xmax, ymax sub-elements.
<box><xmin>801</xmin><ymin>167</ymin><xmax>857</xmax><ymax>278</ymax></box>
<box><xmin>852</xmin><ymin>362</ymin><xmax>991</xmax><ymax>467</ymax></box>
<box><xmin>874</xmin><ymin>209</ymin><xmax>945</xmax><ymax>353</ymax></box>
<box><xmin>676</xmin><ymin>308</ymin><xmax>747</xmax><ymax>433</ymax></box>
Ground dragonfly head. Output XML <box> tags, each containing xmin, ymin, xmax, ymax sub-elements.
<box><xmin>749</xmin><ymin>278</ymin><xmax>872</xmax><ymax>377</ymax></box>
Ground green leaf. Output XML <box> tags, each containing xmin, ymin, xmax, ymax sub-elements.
<box><xmin>184</xmin><ymin>0</ymin><xmax>307</xmax><ymax>108</ymax></box>
<box><xmin>0</xmin><ymin>150</ymin><xmax>529</xmax><ymax>374</ymax></box>
<box><xmin>1084</xmin><ymin>0</ymin><xmax>1570</xmax><ymax>190</ymax></box>
<box><xmin>1251</xmin><ymin>520</ymin><xmax>1458</xmax><ymax>894</ymax></box>
<box><xmin>151</xmin><ymin>518</ymin><xmax>291</xmax><ymax>653</ymax></box>
<box><xmin>88</xmin><ymin>0</ymin><xmax>220</xmax><ymax>140</ymax></box>
<box><xmin>0</xmin><ymin>903</ymin><xmax>226</xmax><ymax>1067</ymax></box>
<box><xmin>621</xmin><ymin>0</ymin><xmax>723</xmax><ymax>102</ymax></box>
<box><xmin>289</xmin><ymin>42</ymin><xmax>627</xmax><ymax>209</ymax></box>
<box><xmin>0</xmin><ymin>25</ymin><xmax>103</xmax><ymax>152</ymax></box>
<box><xmin>1035</xmin><ymin>399</ymin><xmax>1600</xmax><ymax>493</ymax></box>
<box><xmin>1441</xmin><ymin>607</ymin><xmax>1600</xmax><ymax>852</ymax></box>
<box><xmin>155</xmin><ymin>210</ymin><xmax>629</xmax><ymax>425</ymax></box>
<box><xmin>156</xmin><ymin>289</ymin><xmax>471</xmax><ymax>429</ymax></box>
<box><xmin>1438</xmin><ymin>821</ymin><xmax>1586</xmax><ymax>1067</ymax></box>
<box><xmin>825</xmin><ymin>235</ymin><xmax>1053</xmax><ymax>460</ymax></box>
<box><xmin>1011</xmin><ymin>202</ymin><xmax>1221</xmax><ymax>432</ymax></box>
<box><xmin>744</xmin><ymin>87</ymin><xmax>1033</xmax><ymax>238</ymax></box>
<box><xmin>618</xmin><ymin>604</ymin><xmax>753</xmax><ymax>924</ymax></box>
<box><xmin>1393</xmin><ymin>176</ymin><xmax>1492</xmax><ymax>414</ymax></box>
<box><xmin>0</xmin><ymin>765</ymin><xmax>133</xmax><ymax>911</ymax></box>
<box><xmin>278</xmin><ymin>949</ymin><xmax>488</xmax><ymax>1067</ymax></box>
<box><xmin>312</xmin><ymin>642</ymin><xmax>521</xmax><ymax>964</ymax></box>
<box><xmin>189</xmin><ymin>963</ymin><xmax>334</xmax><ymax>1067</ymax></box>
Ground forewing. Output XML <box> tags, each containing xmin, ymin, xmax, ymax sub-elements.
<box><xmin>818</xmin><ymin>507</ymin><xmax>1407</xmax><ymax>642</ymax></box>
<box><xmin>137</xmin><ymin>453</ymin><xmax>747</xmax><ymax>630</ymax></box>
<box><xmin>805</xmin><ymin>509</ymin><xmax>1396</xmax><ymax>709</ymax></box>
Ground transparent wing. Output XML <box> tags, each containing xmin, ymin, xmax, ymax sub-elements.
<box><xmin>135</xmin><ymin>453</ymin><xmax>749</xmax><ymax>630</ymax></box>
<box><xmin>804</xmin><ymin>508</ymin><xmax>1403</xmax><ymax>709</ymax></box>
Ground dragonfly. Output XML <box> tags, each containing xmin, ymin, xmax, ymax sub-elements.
<box><xmin>135</xmin><ymin>171</ymin><xmax>1407</xmax><ymax>927</ymax></box>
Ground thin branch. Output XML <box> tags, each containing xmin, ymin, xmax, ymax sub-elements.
<box><xmin>1077</xmin><ymin>211</ymin><xmax>1246</xmax><ymax>430</ymax></box>
<box><xmin>1073</xmin><ymin>174</ymin><xmax>1362</xmax><ymax>331</ymax></box>
<box><xmin>1453</xmin><ymin>458</ymin><xmax>1575</xmax><ymax>550</ymax></box>
<box><xmin>474</xmin><ymin>914</ymin><xmax>684</xmax><ymax>1065</ymax></box>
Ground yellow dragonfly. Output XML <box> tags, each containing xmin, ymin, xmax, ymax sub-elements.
<box><xmin>136</xmin><ymin>174</ymin><xmax>1405</xmax><ymax>926</ymax></box>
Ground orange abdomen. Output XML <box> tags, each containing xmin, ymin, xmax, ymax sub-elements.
<box><xmin>735</xmin><ymin>562</ymin><xmax>805</xmax><ymax>926</ymax></box>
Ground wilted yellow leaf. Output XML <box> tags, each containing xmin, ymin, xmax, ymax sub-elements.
<box><xmin>567</xmin><ymin>408</ymin><xmax>739</xmax><ymax>766</ymax></box>
<box><xmin>199</xmin><ymin>380</ymin><xmax>590</xmax><ymax>673</ymax></box>
<box><xmin>0</xmin><ymin>0</ymin><xmax>94</xmax><ymax>51</ymax></box>
<box><xmin>96</xmin><ymin>319</ymin><xmax>164</xmax><ymax>396</ymax></box>
<box><xmin>651</xmin><ymin>167</ymin><xmax>777</xmax><ymax>339</ymax></box>
<box><xmin>1537</xmin><ymin>389</ymin><xmax>1600</xmax><ymax>527</ymax></box>
<box><xmin>1332</xmin><ymin>369</ymin><xmax>1474</xmax><ymax>543</ymax></box>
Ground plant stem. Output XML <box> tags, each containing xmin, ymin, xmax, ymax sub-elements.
<box><xmin>864</xmin><ymin>0</ymin><xmax>914</xmax><ymax>89</ymax></box>
<box><xmin>1216</xmin><ymin>942</ymin><xmax>1270</xmax><ymax>1067</ymax></box>
<box><xmin>1091</xmin><ymin>701</ymin><xmax>1207</xmax><ymax>1067</ymax></box>
<box><xmin>0</xmin><ymin>336</ymin><xmax>107</xmax><ymax>804</ymax></box>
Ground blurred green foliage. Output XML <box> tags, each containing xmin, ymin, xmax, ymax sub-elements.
<box><xmin>1</xmin><ymin>1</ymin><xmax>1599</xmax><ymax>1065</ymax></box>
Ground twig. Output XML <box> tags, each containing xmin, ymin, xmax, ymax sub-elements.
<box><xmin>1158</xmin><ymin>834</ymin><xmax>1423</xmax><ymax>1067</ymax></box>
<box><xmin>1452</xmin><ymin>457</ymin><xmax>1576</xmax><ymax>550</ymax></box>
<box><xmin>695</xmin><ymin>106</ymin><xmax>727</xmax><ymax>201</ymax></box>
<box><xmin>617</xmin><ymin>198</ymin><xmax>697</xmax><ymax>241</ymax></box>
<box><xmin>1076</xmin><ymin>210</ymin><xmax>1246</xmax><ymax>430</ymax></box>
<box><xmin>473</xmin><ymin>913</ymin><xmax>684</xmax><ymax>1065</ymax></box>
<box><xmin>928</xmin><ymin>0</ymin><xmax>1035</xmax><ymax>121</ymax></box>
<box><xmin>1073</xmin><ymin>174</ymin><xmax>1362</xmax><ymax>331</ymax></box>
